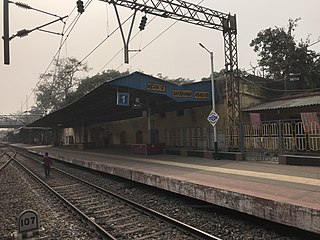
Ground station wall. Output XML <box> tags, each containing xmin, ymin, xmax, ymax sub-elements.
<box><xmin>63</xmin><ymin>104</ymin><xmax>225</xmax><ymax>148</ymax></box>
<box><xmin>57</xmin><ymin>76</ymin><xmax>267</xmax><ymax>148</ymax></box>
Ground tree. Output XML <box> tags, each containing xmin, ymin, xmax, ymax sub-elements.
<box><xmin>35</xmin><ymin>57</ymin><xmax>90</xmax><ymax>111</ymax></box>
<box><xmin>200</xmin><ymin>69</ymin><xmax>229</xmax><ymax>82</ymax></box>
<box><xmin>156</xmin><ymin>73</ymin><xmax>195</xmax><ymax>85</ymax></box>
<box><xmin>64</xmin><ymin>69</ymin><xmax>130</xmax><ymax>104</ymax></box>
<box><xmin>250</xmin><ymin>18</ymin><xmax>320</xmax><ymax>88</ymax></box>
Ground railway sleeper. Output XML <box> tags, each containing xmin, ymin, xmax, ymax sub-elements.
<box><xmin>121</xmin><ymin>226</ymin><xmax>149</xmax><ymax>234</ymax></box>
<box><xmin>133</xmin><ymin>230</ymin><xmax>167</xmax><ymax>240</ymax></box>
<box><xmin>93</xmin><ymin>206</ymin><xmax>124</xmax><ymax>214</ymax></box>
<box><xmin>104</xmin><ymin>214</ymin><xmax>140</xmax><ymax>224</ymax></box>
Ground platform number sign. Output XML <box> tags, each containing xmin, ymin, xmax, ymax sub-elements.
<box><xmin>117</xmin><ymin>92</ymin><xmax>129</xmax><ymax>106</ymax></box>
<box><xmin>18</xmin><ymin>210</ymin><xmax>39</xmax><ymax>233</ymax></box>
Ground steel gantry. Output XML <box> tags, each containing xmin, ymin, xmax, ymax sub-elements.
<box><xmin>100</xmin><ymin>0</ymin><xmax>240</xmax><ymax>149</ymax></box>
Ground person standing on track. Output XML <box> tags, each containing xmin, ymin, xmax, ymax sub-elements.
<box><xmin>42</xmin><ymin>152</ymin><xmax>53</xmax><ymax>178</ymax></box>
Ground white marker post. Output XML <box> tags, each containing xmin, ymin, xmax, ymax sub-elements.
<box><xmin>17</xmin><ymin>209</ymin><xmax>39</xmax><ymax>238</ymax></box>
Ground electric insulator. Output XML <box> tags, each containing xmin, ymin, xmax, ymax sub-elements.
<box><xmin>139</xmin><ymin>16</ymin><xmax>147</xmax><ymax>31</ymax></box>
<box><xmin>76</xmin><ymin>0</ymin><xmax>84</xmax><ymax>14</ymax></box>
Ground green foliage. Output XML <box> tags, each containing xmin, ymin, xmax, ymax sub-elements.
<box><xmin>201</xmin><ymin>69</ymin><xmax>227</xmax><ymax>82</ymax></box>
<box><xmin>250</xmin><ymin>18</ymin><xmax>320</xmax><ymax>88</ymax></box>
<box><xmin>35</xmin><ymin>57</ymin><xmax>90</xmax><ymax>111</ymax></box>
<box><xmin>64</xmin><ymin>69</ymin><xmax>130</xmax><ymax>105</ymax></box>
<box><xmin>156</xmin><ymin>73</ymin><xmax>195</xmax><ymax>85</ymax></box>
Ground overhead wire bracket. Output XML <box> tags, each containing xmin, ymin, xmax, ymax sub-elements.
<box><xmin>113</xmin><ymin>3</ymin><xmax>138</xmax><ymax>64</ymax></box>
<box><xmin>2</xmin><ymin>0</ymin><xmax>67</xmax><ymax>65</ymax></box>
<box><xmin>9</xmin><ymin>15</ymin><xmax>68</xmax><ymax>40</ymax></box>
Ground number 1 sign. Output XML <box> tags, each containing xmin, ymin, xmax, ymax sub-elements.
<box><xmin>117</xmin><ymin>92</ymin><xmax>129</xmax><ymax>106</ymax></box>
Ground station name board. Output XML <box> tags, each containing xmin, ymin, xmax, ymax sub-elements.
<box><xmin>195</xmin><ymin>91</ymin><xmax>210</xmax><ymax>99</ymax></box>
<box><xmin>172</xmin><ymin>90</ymin><xmax>192</xmax><ymax>98</ymax></box>
<box><xmin>146</xmin><ymin>82</ymin><xmax>210</xmax><ymax>100</ymax></box>
<box><xmin>147</xmin><ymin>83</ymin><xmax>166</xmax><ymax>92</ymax></box>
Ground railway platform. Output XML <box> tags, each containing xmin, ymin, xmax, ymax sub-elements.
<box><xmin>11</xmin><ymin>144</ymin><xmax>320</xmax><ymax>235</ymax></box>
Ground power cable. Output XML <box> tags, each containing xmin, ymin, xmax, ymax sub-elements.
<box><xmin>124</xmin><ymin>19</ymin><xmax>178</xmax><ymax>66</ymax></box>
<box><xmin>22</xmin><ymin>15</ymin><xmax>80</xmax><ymax>111</ymax></box>
<box><xmin>78</xmin><ymin>13</ymin><xmax>133</xmax><ymax>65</ymax></box>
<box><xmin>309</xmin><ymin>37</ymin><xmax>320</xmax><ymax>47</ymax></box>
<box><xmin>26</xmin><ymin>0</ymin><xmax>206</xmax><ymax>111</ymax></box>
<box><xmin>12</xmin><ymin>1</ymin><xmax>62</xmax><ymax>18</ymax></box>
<box><xmin>25</xmin><ymin>0</ymin><xmax>110</xmax><ymax>113</ymax></box>
<box><xmin>100</xmin><ymin>0</ymin><xmax>204</xmax><ymax>72</ymax></box>
<box><xmin>21</xmin><ymin>1</ymin><xmax>91</xmax><ymax>112</ymax></box>
<box><xmin>98</xmin><ymin>12</ymin><xmax>160</xmax><ymax>72</ymax></box>
<box><xmin>240</xmin><ymin>76</ymin><xmax>320</xmax><ymax>92</ymax></box>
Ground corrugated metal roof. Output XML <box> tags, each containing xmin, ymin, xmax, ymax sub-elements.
<box><xmin>243</xmin><ymin>94</ymin><xmax>320</xmax><ymax>112</ymax></box>
<box><xmin>28</xmin><ymin>72</ymin><xmax>212</xmax><ymax>128</ymax></box>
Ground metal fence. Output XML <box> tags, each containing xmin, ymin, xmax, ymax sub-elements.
<box><xmin>243</xmin><ymin>120</ymin><xmax>320</xmax><ymax>152</ymax></box>
<box><xmin>165</xmin><ymin>119</ymin><xmax>320</xmax><ymax>161</ymax></box>
<box><xmin>165</xmin><ymin>127</ymin><xmax>228</xmax><ymax>151</ymax></box>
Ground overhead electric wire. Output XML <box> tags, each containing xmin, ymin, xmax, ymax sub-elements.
<box><xmin>21</xmin><ymin>1</ymin><xmax>91</xmax><ymax>112</ymax></box>
<box><xmin>240</xmin><ymin>76</ymin><xmax>320</xmax><ymax>92</ymax></box>
<box><xmin>97</xmin><ymin>12</ymin><xmax>160</xmax><ymax>72</ymax></box>
<box><xmin>78</xmin><ymin>14</ymin><xmax>133</xmax><ymax>65</ymax></box>
<box><xmin>24</xmin><ymin>0</ymin><xmax>208</xmax><ymax>112</ymax></box>
<box><xmin>22</xmin><ymin>14</ymin><xmax>80</xmax><ymax>111</ymax></box>
<box><xmin>103</xmin><ymin>0</ymin><xmax>205</xmax><ymax>72</ymax></box>
<box><xmin>129</xmin><ymin>20</ymin><xmax>183</xmax><ymax>59</ymax></box>
<box><xmin>12</xmin><ymin>1</ymin><xmax>63</xmax><ymax>18</ymax></box>
<box><xmin>20</xmin><ymin>0</ymin><xmax>320</xmax><ymax>115</ymax></box>
<box><xmin>309</xmin><ymin>37</ymin><xmax>320</xmax><ymax>47</ymax></box>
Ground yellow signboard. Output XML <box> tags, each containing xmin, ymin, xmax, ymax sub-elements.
<box><xmin>195</xmin><ymin>91</ymin><xmax>210</xmax><ymax>99</ymax></box>
<box><xmin>172</xmin><ymin>90</ymin><xmax>193</xmax><ymax>98</ymax></box>
<box><xmin>147</xmin><ymin>83</ymin><xmax>166</xmax><ymax>92</ymax></box>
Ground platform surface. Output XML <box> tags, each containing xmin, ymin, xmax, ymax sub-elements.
<box><xmin>11</xmin><ymin>144</ymin><xmax>320</xmax><ymax>234</ymax></box>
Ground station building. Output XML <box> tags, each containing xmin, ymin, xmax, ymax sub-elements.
<box><xmin>20</xmin><ymin>72</ymin><xmax>320</xmax><ymax>162</ymax></box>
<box><xmin>27</xmin><ymin>72</ymin><xmax>223</xmax><ymax>154</ymax></box>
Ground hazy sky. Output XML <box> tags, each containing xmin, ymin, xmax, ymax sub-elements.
<box><xmin>1</xmin><ymin>0</ymin><xmax>320</xmax><ymax>114</ymax></box>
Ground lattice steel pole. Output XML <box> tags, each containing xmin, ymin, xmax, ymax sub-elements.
<box><xmin>100</xmin><ymin>0</ymin><xmax>241</xmax><ymax>149</ymax></box>
<box><xmin>223</xmin><ymin>15</ymin><xmax>240</xmax><ymax>150</ymax></box>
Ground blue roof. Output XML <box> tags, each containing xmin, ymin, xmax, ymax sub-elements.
<box><xmin>109</xmin><ymin>72</ymin><xmax>217</xmax><ymax>103</ymax></box>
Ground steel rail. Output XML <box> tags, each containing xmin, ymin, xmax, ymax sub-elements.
<box><xmin>6</xmin><ymin>151</ymin><xmax>117</xmax><ymax>240</ymax></box>
<box><xmin>56</xmin><ymin>166</ymin><xmax>222</xmax><ymax>240</ymax></box>
<box><xmin>0</xmin><ymin>149</ymin><xmax>13</xmax><ymax>170</ymax></box>
<box><xmin>14</xmin><ymin>149</ymin><xmax>222</xmax><ymax>240</ymax></box>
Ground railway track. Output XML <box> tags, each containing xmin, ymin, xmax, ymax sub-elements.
<box><xmin>0</xmin><ymin>146</ymin><xmax>13</xmax><ymax>169</ymax></box>
<box><xmin>3</xmin><ymin>148</ymin><xmax>221</xmax><ymax>240</ymax></box>
<box><xmin>0</xmin><ymin>149</ymin><xmax>104</xmax><ymax>239</ymax></box>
